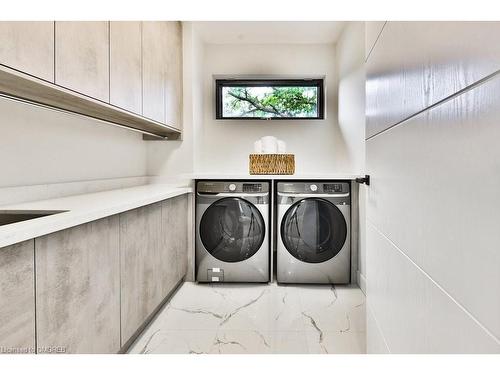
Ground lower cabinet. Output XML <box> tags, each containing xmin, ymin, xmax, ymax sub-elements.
<box><xmin>0</xmin><ymin>240</ymin><xmax>35</xmax><ymax>353</ymax></box>
<box><xmin>119</xmin><ymin>202</ymin><xmax>163</xmax><ymax>344</ymax></box>
<box><xmin>35</xmin><ymin>216</ymin><xmax>121</xmax><ymax>354</ymax></box>
<box><xmin>0</xmin><ymin>193</ymin><xmax>188</xmax><ymax>354</ymax></box>
<box><xmin>120</xmin><ymin>194</ymin><xmax>188</xmax><ymax>345</ymax></box>
<box><xmin>164</xmin><ymin>195</ymin><xmax>188</xmax><ymax>283</ymax></box>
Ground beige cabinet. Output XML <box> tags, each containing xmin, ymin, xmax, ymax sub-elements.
<box><xmin>142</xmin><ymin>21</ymin><xmax>183</xmax><ymax>127</ymax></box>
<box><xmin>120</xmin><ymin>195</ymin><xmax>188</xmax><ymax>345</ymax></box>
<box><xmin>0</xmin><ymin>240</ymin><xmax>35</xmax><ymax>353</ymax></box>
<box><xmin>161</xmin><ymin>194</ymin><xmax>188</xmax><ymax>295</ymax></box>
<box><xmin>110</xmin><ymin>21</ymin><xmax>142</xmax><ymax>114</ymax></box>
<box><xmin>0</xmin><ymin>21</ymin><xmax>54</xmax><ymax>82</ymax></box>
<box><xmin>166</xmin><ymin>194</ymin><xmax>188</xmax><ymax>281</ymax></box>
<box><xmin>35</xmin><ymin>216</ymin><xmax>121</xmax><ymax>354</ymax></box>
<box><xmin>55</xmin><ymin>21</ymin><xmax>110</xmax><ymax>102</ymax></box>
<box><xmin>165</xmin><ymin>21</ymin><xmax>183</xmax><ymax>129</ymax></box>
<box><xmin>142</xmin><ymin>22</ymin><xmax>167</xmax><ymax>123</ymax></box>
<box><xmin>119</xmin><ymin>202</ymin><xmax>163</xmax><ymax>344</ymax></box>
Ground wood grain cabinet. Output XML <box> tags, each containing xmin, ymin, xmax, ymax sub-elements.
<box><xmin>35</xmin><ymin>216</ymin><xmax>121</xmax><ymax>354</ymax></box>
<box><xmin>1</xmin><ymin>195</ymin><xmax>188</xmax><ymax>354</ymax></box>
<box><xmin>119</xmin><ymin>202</ymin><xmax>163</xmax><ymax>344</ymax></box>
<box><xmin>0</xmin><ymin>21</ymin><xmax>183</xmax><ymax>137</ymax></box>
<box><xmin>142</xmin><ymin>21</ymin><xmax>167</xmax><ymax>123</ymax></box>
<box><xmin>161</xmin><ymin>195</ymin><xmax>188</xmax><ymax>295</ymax></box>
<box><xmin>120</xmin><ymin>195</ymin><xmax>188</xmax><ymax>345</ymax></box>
<box><xmin>110</xmin><ymin>21</ymin><xmax>142</xmax><ymax>114</ymax></box>
<box><xmin>0</xmin><ymin>240</ymin><xmax>35</xmax><ymax>354</ymax></box>
<box><xmin>55</xmin><ymin>21</ymin><xmax>110</xmax><ymax>102</ymax></box>
<box><xmin>164</xmin><ymin>21</ymin><xmax>183</xmax><ymax>129</ymax></box>
<box><xmin>166</xmin><ymin>194</ymin><xmax>188</xmax><ymax>281</ymax></box>
<box><xmin>0</xmin><ymin>21</ymin><xmax>54</xmax><ymax>82</ymax></box>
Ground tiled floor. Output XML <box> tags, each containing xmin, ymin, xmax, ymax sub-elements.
<box><xmin>128</xmin><ymin>281</ymin><xmax>366</xmax><ymax>354</ymax></box>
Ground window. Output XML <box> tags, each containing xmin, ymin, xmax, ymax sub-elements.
<box><xmin>215</xmin><ymin>79</ymin><xmax>324</xmax><ymax>120</ymax></box>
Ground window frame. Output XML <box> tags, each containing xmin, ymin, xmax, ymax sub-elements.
<box><xmin>215</xmin><ymin>79</ymin><xmax>325</xmax><ymax>120</ymax></box>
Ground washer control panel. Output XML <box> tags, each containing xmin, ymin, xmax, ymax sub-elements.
<box><xmin>323</xmin><ymin>183</ymin><xmax>344</xmax><ymax>193</ymax></box>
<box><xmin>243</xmin><ymin>183</ymin><xmax>263</xmax><ymax>193</ymax></box>
<box><xmin>197</xmin><ymin>181</ymin><xmax>269</xmax><ymax>194</ymax></box>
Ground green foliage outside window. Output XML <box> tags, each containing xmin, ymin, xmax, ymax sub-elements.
<box><xmin>222</xmin><ymin>86</ymin><xmax>319</xmax><ymax>118</ymax></box>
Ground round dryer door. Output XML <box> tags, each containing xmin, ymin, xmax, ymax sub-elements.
<box><xmin>281</xmin><ymin>198</ymin><xmax>347</xmax><ymax>263</ymax></box>
<box><xmin>200</xmin><ymin>197</ymin><xmax>265</xmax><ymax>263</ymax></box>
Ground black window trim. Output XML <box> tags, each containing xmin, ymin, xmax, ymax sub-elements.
<box><xmin>215</xmin><ymin>78</ymin><xmax>325</xmax><ymax>120</ymax></box>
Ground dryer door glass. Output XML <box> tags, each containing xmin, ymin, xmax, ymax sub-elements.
<box><xmin>281</xmin><ymin>198</ymin><xmax>347</xmax><ymax>263</ymax></box>
<box><xmin>200</xmin><ymin>197</ymin><xmax>265</xmax><ymax>263</ymax></box>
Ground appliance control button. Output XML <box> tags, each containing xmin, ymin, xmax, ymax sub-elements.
<box><xmin>228</xmin><ymin>183</ymin><xmax>237</xmax><ymax>191</ymax></box>
<box><xmin>310</xmin><ymin>184</ymin><xmax>318</xmax><ymax>192</ymax></box>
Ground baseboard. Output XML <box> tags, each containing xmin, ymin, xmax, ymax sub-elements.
<box><xmin>118</xmin><ymin>277</ymin><xmax>185</xmax><ymax>354</ymax></box>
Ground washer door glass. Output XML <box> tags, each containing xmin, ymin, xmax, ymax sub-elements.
<box><xmin>281</xmin><ymin>198</ymin><xmax>347</xmax><ymax>263</ymax></box>
<box><xmin>200</xmin><ymin>197</ymin><xmax>265</xmax><ymax>263</ymax></box>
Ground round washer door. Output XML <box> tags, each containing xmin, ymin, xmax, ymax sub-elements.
<box><xmin>200</xmin><ymin>197</ymin><xmax>265</xmax><ymax>263</ymax></box>
<box><xmin>281</xmin><ymin>198</ymin><xmax>347</xmax><ymax>263</ymax></box>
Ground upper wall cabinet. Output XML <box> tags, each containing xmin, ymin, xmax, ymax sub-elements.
<box><xmin>0</xmin><ymin>21</ymin><xmax>54</xmax><ymax>82</ymax></box>
<box><xmin>142</xmin><ymin>21</ymin><xmax>167</xmax><ymax>123</ymax></box>
<box><xmin>365</xmin><ymin>21</ymin><xmax>500</xmax><ymax>138</ymax></box>
<box><xmin>110</xmin><ymin>21</ymin><xmax>142</xmax><ymax>114</ymax></box>
<box><xmin>0</xmin><ymin>20</ymin><xmax>182</xmax><ymax>138</ymax></box>
<box><xmin>55</xmin><ymin>21</ymin><xmax>110</xmax><ymax>102</ymax></box>
<box><xmin>165</xmin><ymin>22</ymin><xmax>183</xmax><ymax>128</ymax></box>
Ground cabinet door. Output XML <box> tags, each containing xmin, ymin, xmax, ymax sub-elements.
<box><xmin>35</xmin><ymin>217</ymin><xmax>120</xmax><ymax>354</ymax></box>
<box><xmin>55</xmin><ymin>21</ymin><xmax>110</xmax><ymax>102</ymax></box>
<box><xmin>110</xmin><ymin>21</ymin><xmax>142</xmax><ymax>114</ymax></box>
<box><xmin>165</xmin><ymin>21</ymin><xmax>183</xmax><ymax>128</ymax></box>
<box><xmin>160</xmin><ymin>194</ymin><xmax>188</xmax><ymax>295</ymax></box>
<box><xmin>172</xmin><ymin>194</ymin><xmax>188</xmax><ymax>281</ymax></box>
<box><xmin>142</xmin><ymin>21</ymin><xmax>166</xmax><ymax>123</ymax></box>
<box><xmin>119</xmin><ymin>203</ymin><xmax>163</xmax><ymax>344</ymax></box>
<box><xmin>0</xmin><ymin>240</ymin><xmax>35</xmax><ymax>353</ymax></box>
<box><xmin>0</xmin><ymin>21</ymin><xmax>54</xmax><ymax>82</ymax></box>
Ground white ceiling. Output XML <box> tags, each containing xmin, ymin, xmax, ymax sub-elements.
<box><xmin>193</xmin><ymin>21</ymin><xmax>347</xmax><ymax>44</ymax></box>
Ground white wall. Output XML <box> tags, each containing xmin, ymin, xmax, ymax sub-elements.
<box><xmin>365</xmin><ymin>21</ymin><xmax>500</xmax><ymax>353</ymax></box>
<box><xmin>336</xmin><ymin>21</ymin><xmax>366</xmax><ymax>292</ymax></box>
<box><xmin>193</xmin><ymin>41</ymin><xmax>364</xmax><ymax>175</ymax></box>
<box><xmin>0</xmin><ymin>97</ymin><xmax>147</xmax><ymax>189</ymax></box>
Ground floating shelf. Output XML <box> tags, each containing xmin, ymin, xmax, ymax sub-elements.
<box><xmin>0</xmin><ymin>65</ymin><xmax>182</xmax><ymax>140</ymax></box>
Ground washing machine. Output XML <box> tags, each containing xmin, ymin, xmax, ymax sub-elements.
<box><xmin>277</xmin><ymin>181</ymin><xmax>350</xmax><ymax>284</ymax></box>
<box><xmin>196</xmin><ymin>181</ymin><xmax>270</xmax><ymax>282</ymax></box>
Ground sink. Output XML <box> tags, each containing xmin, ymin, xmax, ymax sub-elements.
<box><xmin>0</xmin><ymin>210</ymin><xmax>67</xmax><ymax>226</ymax></box>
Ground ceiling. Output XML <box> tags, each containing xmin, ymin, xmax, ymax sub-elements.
<box><xmin>193</xmin><ymin>21</ymin><xmax>347</xmax><ymax>44</ymax></box>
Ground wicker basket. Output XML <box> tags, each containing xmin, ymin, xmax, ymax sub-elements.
<box><xmin>249</xmin><ymin>154</ymin><xmax>295</xmax><ymax>175</ymax></box>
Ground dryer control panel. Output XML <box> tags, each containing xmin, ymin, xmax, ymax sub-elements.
<box><xmin>278</xmin><ymin>181</ymin><xmax>350</xmax><ymax>194</ymax></box>
<box><xmin>197</xmin><ymin>181</ymin><xmax>270</xmax><ymax>194</ymax></box>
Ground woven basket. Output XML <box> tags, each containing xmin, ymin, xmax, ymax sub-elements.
<box><xmin>249</xmin><ymin>154</ymin><xmax>295</xmax><ymax>175</ymax></box>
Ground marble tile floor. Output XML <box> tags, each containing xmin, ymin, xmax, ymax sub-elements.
<box><xmin>128</xmin><ymin>281</ymin><xmax>366</xmax><ymax>354</ymax></box>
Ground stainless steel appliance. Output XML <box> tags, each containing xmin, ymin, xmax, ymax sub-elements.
<box><xmin>196</xmin><ymin>181</ymin><xmax>270</xmax><ymax>282</ymax></box>
<box><xmin>277</xmin><ymin>181</ymin><xmax>350</xmax><ymax>284</ymax></box>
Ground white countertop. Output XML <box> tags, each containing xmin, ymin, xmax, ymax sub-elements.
<box><xmin>191</xmin><ymin>173</ymin><xmax>365</xmax><ymax>180</ymax></box>
<box><xmin>0</xmin><ymin>184</ymin><xmax>192</xmax><ymax>249</ymax></box>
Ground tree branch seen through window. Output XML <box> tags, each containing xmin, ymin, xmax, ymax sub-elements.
<box><xmin>216</xmin><ymin>80</ymin><xmax>324</xmax><ymax>119</ymax></box>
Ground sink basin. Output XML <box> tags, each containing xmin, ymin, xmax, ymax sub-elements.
<box><xmin>0</xmin><ymin>210</ymin><xmax>67</xmax><ymax>226</ymax></box>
